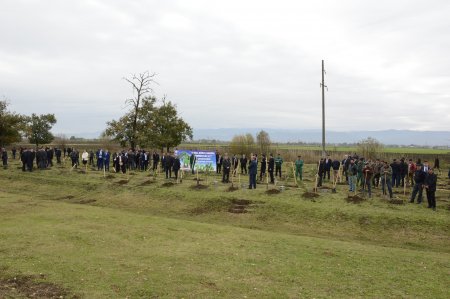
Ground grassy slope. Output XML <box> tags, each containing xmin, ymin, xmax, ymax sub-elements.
<box><xmin>1</xmin><ymin>159</ymin><xmax>449</xmax><ymax>298</ymax></box>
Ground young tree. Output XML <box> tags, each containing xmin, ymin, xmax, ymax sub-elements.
<box><xmin>0</xmin><ymin>100</ymin><xmax>25</xmax><ymax>147</ymax></box>
<box><xmin>230</xmin><ymin>133</ymin><xmax>255</xmax><ymax>155</ymax></box>
<box><xmin>357</xmin><ymin>137</ymin><xmax>383</xmax><ymax>159</ymax></box>
<box><xmin>256</xmin><ymin>130</ymin><xmax>271</xmax><ymax>154</ymax></box>
<box><xmin>25</xmin><ymin>113</ymin><xmax>57</xmax><ymax>147</ymax></box>
<box><xmin>144</xmin><ymin>99</ymin><xmax>193</xmax><ymax>151</ymax></box>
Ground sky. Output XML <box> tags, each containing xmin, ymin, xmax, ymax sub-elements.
<box><xmin>1</xmin><ymin>0</ymin><xmax>450</xmax><ymax>137</ymax></box>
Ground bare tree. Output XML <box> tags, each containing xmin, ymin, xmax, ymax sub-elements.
<box><xmin>123</xmin><ymin>71</ymin><xmax>158</xmax><ymax>150</ymax></box>
<box><xmin>256</xmin><ymin>130</ymin><xmax>271</xmax><ymax>155</ymax></box>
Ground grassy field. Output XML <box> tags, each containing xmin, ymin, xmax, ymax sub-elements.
<box><xmin>1</xmin><ymin>159</ymin><xmax>449</xmax><ymax>298</ymax></box>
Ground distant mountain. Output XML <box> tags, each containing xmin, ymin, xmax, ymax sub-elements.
<box><xmin>193</xmin><ymin>128</ymin><xmax>450</xmax><ymax>146</ymax></box>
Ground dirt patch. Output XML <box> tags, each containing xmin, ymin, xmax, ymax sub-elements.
<box><xmin>389</xmin><ymin>199</ymin><xmax>405</xmax><ymax>205</ymax></box>
<box><xmin>302</xmin><ymin>192</ymin><xmax>320</xmax><ymax>199</ymax></box>
<box><xmin>346</xmin><ymin>195</ymin><xmax>366</xmax><ymax>203</ymax></box>
<box><xmin>162</xmin><ymin>182</ymin><xmax>175</xmax><ymax>187</ymax></box>
<box><xmin>140</xmin><ymin>180</ymin><xmax>155</xmax><ymax>186</ymax></box>
<box><xmin>190</xmin><ymin>184</ymin><xmax>208</xmax><ymax>190</ymax></box>
<box><xmin>193</xmin><ymin>178</ymin><xmax>204</xmax><ymax>182</ymax></box>
<box><xmin>228</xmin><ymin>198</ymin><xmax>253</xmax><ymax>213</ymax></box>
<box><xmin>116</xmin><ymin>180</ymin><xmax>129</xmax><ymax>185</ymax></box>
<box><xmin>77</xmin><ymin>199</ymin><xmax>97</xmax><ymax>204</ymax></box>
<box><xmin>57</xmin><ymin>195</ymin><xmax>75</xmax><ymax>200</ymax></box>
<box><xmin>105</xmin><ymin>174</ymin><xmax>115</xmax><ymax>179</ymax></box>
<box><xmin>266</xmin><ymin>189</ymin><xmax>281</xmax><ymax>195</ymax></box>
<box><xmin>227</xmin><ymin>186</ymin><xmax>239</xmax><ymax>192</ymax></box>
<box><xmin>0</xmin><ymin>275</ymin><xmax>78</xmax><ymax>299</ymax></box>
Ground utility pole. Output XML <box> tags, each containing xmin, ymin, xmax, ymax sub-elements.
<box><xmin>320</xmin><ymin>60</ymin><xmax>327</xmax><ymax>157</ymax></box>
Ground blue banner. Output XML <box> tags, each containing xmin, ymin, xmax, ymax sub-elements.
<box><xmin>174</xmin><ymin>150</ymin><xmax>217</xmax><ymax>172</ymax></box>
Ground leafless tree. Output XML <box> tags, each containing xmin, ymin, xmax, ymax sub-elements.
<box><xmin>123</xmin><ymin>71</ymin><xmax>158</xmax><ymax>150</ymax></box>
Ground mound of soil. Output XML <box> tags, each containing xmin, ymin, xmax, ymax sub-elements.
<box><xmin>77</xmin><ymin>199</ymin><xmax>97</xmax><ymax>204</ymax></box>
<box><xmin>105</xmin><ymin>174</ymin><xmax>115</xmax><ymax>179</ymax></box>
<box><xmin>140</xmin><ymin>180</ymin><xmax>155</xmax><ymax>186</ymax></box>
<box><xmin>227</xmin><ymin>186</ymin><xmax>239</xmax><ymax>192</ymax></box>
<box><xmin>57</xmin><ymin>195</ymin><xmax>75</xmax><ymax>200</ymax></box>
<box><xmin>162</xmin><ymin>182</ymin><xmax>175</xmax><ymax>187</ymax></box>
<box><xmin>266</xmin><ymin>189</ymin><xmax>281</xmax><ymax>195</ymax></box>
<box><xmin>193</xmin><ymin>178</ymin><xmax>204</xmax><ymax>182</ymax></box>
<box><xmin>116</xmin><ymin>180</ymin><xmax>129</xmax><ymax>185</ymax></box>
<box><xmin>346</xmin><ymin>195</ymin><xmax>365</xmax><ymax>203</ymax></box>
<box><xmin>190</xmin><ymin>184</ymin><xmax>208</xmax><ymax>190</ymax></box>
<box><xmin>302</xmin><ymin>192</ymin><xmax>320</xmax><ymax>199</ymax></box>
<box><xmin>0</xmin><ymin>275</ymin><xmax>78</xmax><ymax>299</ymax></box>
<box><xmin>389</xmin><ymin>199</ymin><xmax>405</xmax><ymax>205</ymax></box>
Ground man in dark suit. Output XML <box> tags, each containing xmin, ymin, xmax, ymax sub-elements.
<box><xmin>260</xmin><ymin>154</ymin><xmax>267</xmax><ymax>181</ymax></box>
<box><xmin>424</xmin><ymin>168</ymin><xmax>437</xmax><ymax>210</ymax></box>
<box><xmin>240</xmin><ymin>154</ymin><xmax>248</xmax><ymax>175</ymax></box>
<box><xmin>268</xmin><ymin>154</ymin><xmax>275</xmax><ymax>184</ymax></box>
<box><xmin>222</xmin><ymin>153</ymin><xmax>231</xmax><ymax>183</ymax></box>
<box><xmin>248</xmin><ymin>155</ymin><xmax>257</xmax><ymax>189</ymax></box>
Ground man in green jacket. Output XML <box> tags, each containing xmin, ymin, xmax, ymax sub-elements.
<box><xmin>295</xmin><ymin>155</ymin><xmax>304</xmax><ymax>180</ymax></box>
<box><xmin>275</xmin><ymin>153</ymin><xmax>283</xmax><ymax>178</ymax></box>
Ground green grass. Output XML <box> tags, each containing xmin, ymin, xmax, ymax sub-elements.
<box><xmin>1</xmin><ymin>159</ymin><xmax>449</xmax><ymax>298</ymax></box>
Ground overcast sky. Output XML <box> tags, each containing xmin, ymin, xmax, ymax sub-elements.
<box><xmin>1</xmin><ymin>0</ymin><xmax>450</xmax><ymax>137</ymax></box>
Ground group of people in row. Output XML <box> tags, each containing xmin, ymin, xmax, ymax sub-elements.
<box><xmin>215</xmin><ymin>152</ymin><xmax>299</xmax><ymax>186</ymax></box>
<box><xmin>316</xmin><ymin>154</ymin><xmax>444</xmax><ymax>210</ymax></box>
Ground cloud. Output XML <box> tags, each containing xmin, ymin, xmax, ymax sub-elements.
<box><xmin>0</xmin><ymin>0</ymin><xmax>449</xmax><ymax>136</ymax></box>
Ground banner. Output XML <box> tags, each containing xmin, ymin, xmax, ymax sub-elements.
<box><xmin>174</xmin><ymin>150</ymin><xmax>217</xmax><ymax>172</ymax></box>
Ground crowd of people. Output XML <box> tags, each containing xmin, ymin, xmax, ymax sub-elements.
<box><xmin>315</xmin><ymin>154</ymin><xmax>445</xmax><ymax>211</ymax></box>
<box><xmin>0</xmin><ymin>147</ymin><xmax>448</xmax><ymax>209</ymax></box>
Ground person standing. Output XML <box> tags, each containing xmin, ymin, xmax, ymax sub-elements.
<box><xmin>390</xmin><ymin>159</ymin><xmax>400</xmax><ymax>188</ymax></box>
<box><xmin>189</xmin><ymin>152</ymin><xmax>196</xmax><ymax>174</ymax></box>
<box><xmin>259</xmin><ymin>154</ymin><xmax>267</xmax><ymax>181</ymax></box>
<box><xmin>11</xmin><ymin>147</ymin><xmax>16</xmax><ymax>160</ymax></box>
<box><xmin>81</xmin><ymin>150</ymin><xmax>89</xmax><ymax>167</ymax></box>
<box><xmin>104</xmin><ymin>150</ymin><xmax>110</xmax><ymax>171</ymax></box>
<box><xmin>433</xmin><ymin>158</ymin><xmax>440</xmax><ymax>174</ymax></box>
<box><xmin>240</xmin><ymin>154</ymin><xmax>248</xmax><ymax>175</ymax></box>
<box><xmin>331</xmin><ymin>158</ymin><xmax>340</xmax><ymax>184</ymax></box>
<box><xmin>55</xmin><ymin>148</ymin><xmax>62</xmax><ymax>164</ymax></box>
<box><xmin>166</xmin><ymin>152</ymin><xmax>174</xmax><ymax>179</ymax></box>
<box><xmin>1</xmin><ymin>148</ymin><xmax>7</xmax><ymax>168</ymax></box>
<box><xmin>173</xmin><ymin>154</ymin><xmax>181</xmax><ymax>180</ymax></box>
<box><xmin>381</xmin><ymin>161</ymin><xmax>393</xmax><ymax>199</ymax></box>
<box><xmin>362</xmin><ymin>162</ymin><xmax>374</xmax><ymax>198</ymax></box>
<box><xmin>295</xmin><ymin>155</ymin><xmax>304</xmax><ymax>181</ymax></box>
<box><xmin>324</xmin><ymin>155</ymin><xmax>332</xmax><ymax>181</ymax></box>
<box><xmin>317</xmin><ymin>158</ymin><xmax>326</xmax><ymax>187</ymax></box>
<box><xmin>248</xmin><ymin>155</ymin><xmax>257</xmax><ymax>189</ymax></box>
<box><xmin>347</xmin><ymin>159</ymin><xmax>357</xmax><ymax>193</ymax></box>
<box><xmin>216</xmin><ymin>152</ymin><xmax>222</xmax><ymax>174</ymax></box>
<box><xmin>410</xmin><ymin>164</ymin><xmax>426</xmax><ymax>204</ymax></box>
<box><xmin>222</xmin><ymin>153</ymin><xmax>231</xmax><ymax>183</ymax></box>
<box><xmin>424</xmin><ymin>168</ymin><xmax>437</xmax><ymax>210</ymax></box>
<box><xmin>274</xmin><ymin>153</ymin><xmax>283</xmax><ymax>178</ymax></box>
<box><xmin>268</xmin><ymin>154</ymin><xmax>275</xmax><ymax>184</ymax></box>
<box><xmin>407</xmin><ymin>159</ymin><xmax>416</xmax><ymax>187</ymax></box>
<box><xmin>152</xmin><ymin>151</ymin><xmax>160</xmax><ymax>171</ymax></box>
